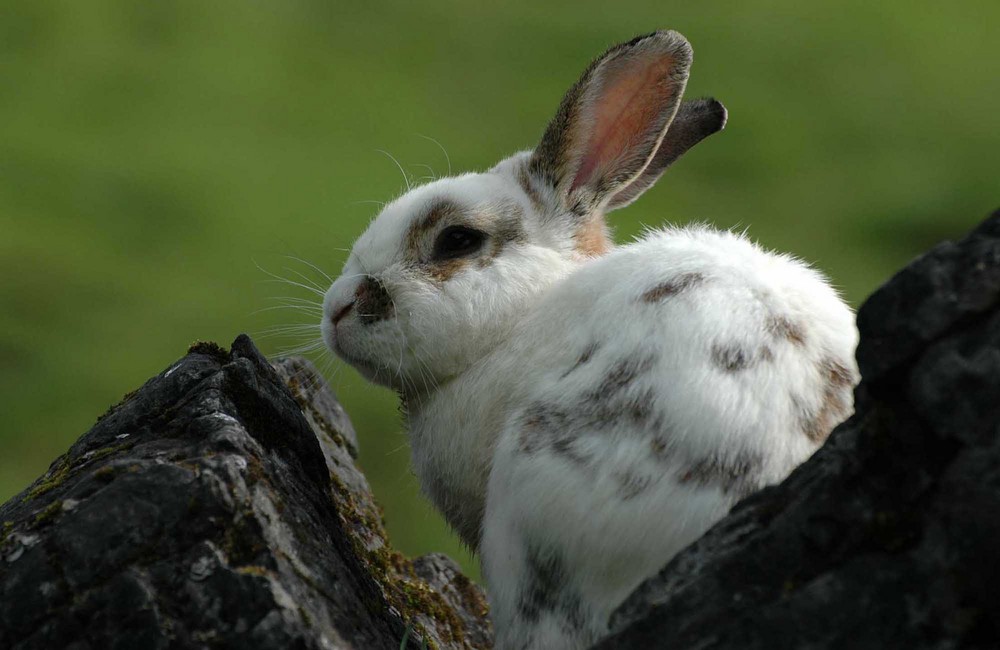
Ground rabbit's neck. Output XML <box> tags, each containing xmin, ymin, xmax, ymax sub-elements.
<box><xmin>404</xmin><ymin>348</ymin><xmax>524</xmax><ymax>549</ymax></box>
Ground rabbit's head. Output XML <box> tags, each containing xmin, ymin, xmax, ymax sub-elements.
<box><xmin>322</xmin><ymin>31</ymin><xmax>726</xmax><ymax>394</ymax></box>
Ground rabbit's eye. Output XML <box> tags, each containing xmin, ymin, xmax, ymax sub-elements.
<box><xmin>432</xmin><ymin>225</ymin><xmax>486</xmax><ymax>261</ymax></box>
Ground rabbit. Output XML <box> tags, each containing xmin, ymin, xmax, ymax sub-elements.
<box><xmin>320</xmin><ymin>30</ymin><xmax>859</xmax><ymax>650</ymax></box>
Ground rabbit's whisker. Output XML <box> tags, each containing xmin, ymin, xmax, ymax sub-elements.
<box><xmin>416</xmin><ymin>134</ymin><xmax>452</xmax><ymax>177</ymax></box>
<box><xmin>376</xmin><ymin>149</ymin><xmax>412</xmax><ymax>192</ymax></box>
<box><xmin>282</xmin><ymin>255</ymin><xmax>334</xmax><ymax>283</ymax></box>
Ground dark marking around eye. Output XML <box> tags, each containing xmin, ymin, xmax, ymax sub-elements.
<box><xmin>405</xmin><ymin>199</ymin><xmax>464</xmax><ymax>264</ymax></box>
<box><xmin>479</xmin><ymin>209</ymin><xmax>528</xmax><ymax>268</ymax></box>
<box><xmin>641</xmin><ymin>272</ymin><xmax>706</xmax><ymax>303</ymax></box>
<box><xmin>410</xmin><ymin>199</ymin><xmax>461</xmax><ymax>239</ymax></box>
<box><xmin>427</xmin><ymin>258</ymin><xmax>469</xmax><ymax>282</ymax></box>
<box><xmin>432</xmin><ymin>225</ymin><xmax>487</xmax><ymax>261</ymax></box>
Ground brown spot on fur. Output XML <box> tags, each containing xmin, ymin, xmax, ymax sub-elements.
<box><xmin>614</xmin><ymin>470</ymin><xmax>654</xmax><ymax>500</ymax></box>
<box><xmin>551</xmin><ymin>436</ymin><xmax>589</xmax><ymax>467</ymax></box>
<box><xmin>825</xmin><ymin>358</ymin><xmax>855</xmax><ymax>388</ymax></box>
<box><xmin>650</xmin><ymin>436</ymin><xmax>670</xmax><ymax>461</ymax></box>
<box><xmin>519</xmin><ymin>403</ymin><xmax>571</xmax><ymax>455</ymax></box>
<box><xmin>712</xmin><ymin>344</ymin><xmax>751</xmax><ymax>372</ymax></box>
<box><xmin>624</xmin><ymin>394</ymin><xmax>654</xmax><ymax>422</ymax></box>
<box><xmin>594</xmin><ymin>355</ymin><xmax>656</xmax><ymax>397</ymax></box>
<box><xmin>640</xmin><ymin>272</ymin><xmax>705</xmax><ymax>302</ymax></box>
<box><xmin>711</xmin><ymin>342</ymin><xmax>774</xmax><ymax>372</ymax></box>
<box><xmin>574</xmin><ymin>216</ymin><xmax>611</xmax><ymax>257</ymax></box>
<box><xmin>561</xmin><ymin>342</ymin><xmax>600</xmax><ymax>378</ymax></box>
<box><xmin>797</xmin><ymin>358</ymin><xmax>857</xmax><ymax>443</ymax></box>
<box><xmin>678</xmin><ymin>452</ymin><xmax>763</xmax><ymax>498</ymax></box>
<box><xmin>518</xmin><ymin>403</ymin><xmax>593</xmax><ymax>467</ymax></box>
<box><xmin>767</xmin><ymin>314</ymin><xmax>807</xmax><ymax>346</ymax></box>
<box><xmin>517</xmin><ymin>165</ymin><xmax>547</xmax><ymax>213</ymax></box>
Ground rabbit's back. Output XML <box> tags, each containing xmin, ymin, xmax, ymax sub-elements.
<box><xmin>502</xmin><ymin>224</ymin><xmax>857</xmax><ymax>478</ymax></box>
<box><xmin>482</xmin><ymin>225</ymin><xmax>858</xmax><ymax>649</ymax></box>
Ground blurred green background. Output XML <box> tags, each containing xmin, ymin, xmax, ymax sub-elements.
<box><xmin>1</xmin><ymin>0</ymin><xmax>997</xmax><ymax>579</ymax></box>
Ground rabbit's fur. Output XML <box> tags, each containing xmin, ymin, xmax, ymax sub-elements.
<box><xmin>322</xmin><ymin>30</ymin><xmax>858</xmax><ymax>650</ymax></box>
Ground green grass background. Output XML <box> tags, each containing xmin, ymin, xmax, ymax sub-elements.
<box><xmin>2</xmin><ymin>0</ymin><xmax>997</xmax><ymax>578</ymax></box>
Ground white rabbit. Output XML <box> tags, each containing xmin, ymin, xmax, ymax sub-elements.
<box><xmin>321</xmin><ymin>30</ymin><xmax>858</xmax><ymax>650</ymax></box>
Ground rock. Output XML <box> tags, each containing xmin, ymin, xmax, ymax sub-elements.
<box><xmin>0</xmin><ymin>336</ymin><xmax>491</xmax><ymax>650</ymax></box>
<box><xmin>594</xmin><ymin>208</ymin><xmax>1000</xmax><ymax>649</ymax></box>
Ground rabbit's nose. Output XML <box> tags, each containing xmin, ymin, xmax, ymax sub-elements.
<box><xmin>331</xmin><ymin>301</ymin><xmax>355</xmax><ymax>325</ymax></box>
<box><xmin>353</xmin><ymin>277</ymin><xmax>394</xmax><ymax>324</ymax></box>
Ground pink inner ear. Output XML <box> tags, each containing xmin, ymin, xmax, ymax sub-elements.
<box><xmin>570</xmin><ymin>54</ymin><xmax>680</xmax><ymax>194</ymax></box>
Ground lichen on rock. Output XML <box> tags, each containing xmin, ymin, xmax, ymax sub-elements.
<box><xmin>0</xmin><ymin>335</ymin><xmax>492</xmax><ymax>650</ymax></box>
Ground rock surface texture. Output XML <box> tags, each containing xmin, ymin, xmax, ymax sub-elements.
<box><xmin>2</xmin><ymin>209</ymin><xmax>999</xmax><ymax>649</ymax></box>
<box><xmin>0</xmin><ymin>339</ymin><xmax>491</xmax><ymax>650</ymax></box>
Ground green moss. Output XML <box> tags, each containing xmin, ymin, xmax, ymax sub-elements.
<box><xmin>286</xmin><ymin>374</ymin><xmax>348</xmax><ymax>451</ymax></box>
<box><xmin>96</xmin><ymin>387</ymin><xmax>140</xmax><ymax>423</ymax></box>
<box><xmin>27</xmin><ymin>442</ymin><xmax>133</xmax><ymax>500</ymax></box>
<box><xmin>298</xmin><ymin>606</ymin><xmax>313</xmax><ymax>628</ymax></box>
<box><xmin>236</xmin><ymin>565</ymin><xmax>271</xmax><ymax>578</ymax></box>
<box><xmin>327</xmin><ymin>471</ymin><xmax>464</xmax><ymax>648</ymax></box>
<box><xmin>307</xmin><ymin>402</ymin><xmax>346</xmax><ymax>447</ymax></box>
<box><xmin>33</xmin><ymin>500</ymin><xmax>63</xmax><ymax>526</ymax></box>
<box><xmin>93</xmin><ymin>465</ymin><xmax>117</xmax><ymax>481</ymax></box>
<box><xmin>187</xmin><ymin>340</ymin><xmax>231</xmax><ymax>361</ymax></box>
<box><xmin>246</xmin><ymin>456</ymin><xmax>268</xmax><ymax>485</ymax></box>
<box><xmin>1</xmin><ymin>520</ymin><xmax>13</xmax><ymax>545</ymax></box>
<box><xmin>221</xmin><ymin>513</ymin><xmax>268</xmax><ymax>566</ymax></box>
<box><xmin>449</xmin><ymin>571</ymin><xmax>490</xmax><ymax>619</ymax></box>
<box><xmin>26</xmin><ymin>457</ymin><xmax>71</xmax><ymax>500</ymax></box>
<box><xmin>88</xmin><ymin>442</ymin><xmax>133</xmax><ymax>464</ymax></box>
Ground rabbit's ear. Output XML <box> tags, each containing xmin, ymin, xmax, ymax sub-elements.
<box><xmin>530</xmin><ymin>31</ymin><xmax>692</xmax><ymax>213</ymax></box>
<box><xmin>606</xmin><ymin>98</ymin><xmax>727</xmax><ymax>210</ymax></box>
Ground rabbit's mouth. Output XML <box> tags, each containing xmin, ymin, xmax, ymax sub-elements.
<box><xmin>331</xmin><ymin>339</ymin><xmax>372</xmax><ymax>369</ymax></box>
<box><xmin>330</xmin><ymin>338</ymin><xmax>391</xmax><ymax>382</ymax></box>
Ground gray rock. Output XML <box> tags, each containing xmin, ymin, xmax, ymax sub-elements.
<box><xmin>0</xmin><ymin>336</ymin><xmax>492</xmax><ymax>650</ymax></box>
<box><xmin>595</xmin><ymin>208</ymin><xmax>1000</xmax><ymax>649</ymax></box>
